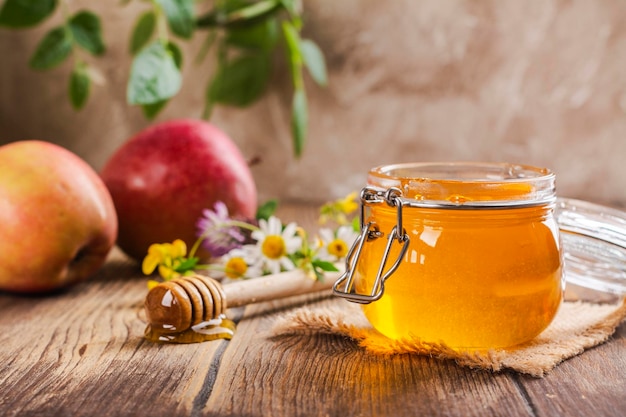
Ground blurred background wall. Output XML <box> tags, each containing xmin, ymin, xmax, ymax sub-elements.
<box><xmin>1</xmin><ymin>0</ymin><xmax>626</xmax><ymax>206</ymax></box>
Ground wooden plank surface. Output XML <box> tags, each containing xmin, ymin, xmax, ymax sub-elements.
<box><xmin>0</xmin><ymin>204</ymin><xmax>625</xmax><ymax>417</ymax></box>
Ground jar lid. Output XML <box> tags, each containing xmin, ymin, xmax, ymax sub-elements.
<box><xmin>368</xmin><ymin>162</ymin><xmax>556</xmax><ymax>208</ymax></box>
<box><xmin>557</xmin><ymin>198</ymin><xmax>626</xmax><ymax>295</ymax></box>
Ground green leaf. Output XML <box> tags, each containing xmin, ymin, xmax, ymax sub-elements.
<box><xmin>165</xmin><ymin>41</ymin><xmax>183</xmax><ymax>69</ymax></box>
<box><xmin>226</xmin><ymin>0</ymin><xmax>281</xmax><ymax>23</ymax></box>
<box><xmin>226</xmin><ymin>18</ymin><xmax>279</xmax><ymax>52</ymax></box>
<box><xmin>312</xmin><ymin>259</ymin><xmax>339</xmax><ymax>282</ymax></box>
<box><xmin>256</xmin><ymin>199</ymin><xmax>278</xmax><ymax>221</ymax></box>
<box><xmin>0</xmin><ymin>0</ymin><xmax>57</xmax><ymax>28</ymax></box>
<box><xmin>69</xmin><ymin>62</ymin><xmax>90</xmax><ymax>110</ymax></box>
<box><xmin>208</xmin><ymin>53</ymin><xmax>271</xmax><ymax>107</ymax></box>
<box><xmin>174</xmin><ymin>257</ymin><xmax>199</xmax><ymax>272</ymax></box>
<box><xmin>127</xmin><ymin>40</ymin><xmax>182</xmax><ymax>105</ymax></box>
<box><xmin>196</xmin><ymin>0</ymin><xmax>281</xmax><ymax>28</ymax></box>
<box><xmin>129</xmin><ymin>11</ymin><xmax>156</xmax><ymax>55</ymax></box>
<box><xmin>279</xmin><ymin>0</ymin><xmax>300</xmax><ymax>17</ymax></box>
<box><xmin>155</xmin><ymin>0</ymin><xmax>195</xmax><ymax>39</ymax></box>
<box><xmin>142</xmin><ymin>100</ymin><xmax>168</xmax><ymax>119</ymax></box>
<box><xmin>300</xmin><ymin>39</ymin><xmax>327</xmax><ymax>86</ymax></box>
<box><xmin>29</xmin><ymin>26</ymin><xmax>72</xmax><ymax>70</ymax></box>
<box><xmin>69</xmin><ymin>11</ymin><xmax>105</xmax><ymax>56</ymax></box>
<box><xmin>312</xmin><ymin>259</ymin><xmax>339</xmax><ymax>272</ymax></box>
<box><xmin>139</xmin><ymin>41</ymin><xmax>181</xmax><ymax>119</ymax></box>
<box><xmin>291</xmin><ymin>88</ymin><xmax>307</xmax><ymax>157</ymax></box>
<box><xmin>196</xmin><ymin>4</ymin><xmax>238</xmax><ymax>28</ymax></box>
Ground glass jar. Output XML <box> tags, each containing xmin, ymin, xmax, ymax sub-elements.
<box><xmin>334</xmin><ymin>162</ymin><xmax>563</xmax><ymax>350</ymax></box>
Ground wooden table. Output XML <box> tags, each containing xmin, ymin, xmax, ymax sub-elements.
<box><xmin>1</xmin><ymin>205</ymin><xmax>625</xmax><ymax>417</ymax></box>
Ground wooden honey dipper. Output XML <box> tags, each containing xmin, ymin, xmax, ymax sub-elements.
<box><xmin>144</xmin><ymin>269</ymin><xmax>342</xmax><ymax>334</ymax></box>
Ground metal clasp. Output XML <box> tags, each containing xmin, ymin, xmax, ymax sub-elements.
<box><xmin>333</xmin><ymin>187</ymin><xmax>410</xmax><ymax>304</ymax></box>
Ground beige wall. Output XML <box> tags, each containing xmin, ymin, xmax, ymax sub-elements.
<box><xmin>1</xmin><ymin>1</ymin><xmax>626</xmax><ymax>206</ymax></box>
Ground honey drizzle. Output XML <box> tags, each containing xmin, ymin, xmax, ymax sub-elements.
<box><xmin>144</xmin><ymin>315</ymin><xmax>237</xmax><ymax>344</ymax></box>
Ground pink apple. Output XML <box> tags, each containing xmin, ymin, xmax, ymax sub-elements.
<box><xmin>100</xmin><ymin>119</ymin><xmax>258</xmax><ymax>261</ymax></box>
<box><xmin>0</xmin><ymin>140</ymin><xmax>118</xmax><ymax>293</ymax></box>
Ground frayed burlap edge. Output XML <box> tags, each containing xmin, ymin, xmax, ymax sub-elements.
<box><xmin>270</xmin><ymin>299</ymin><xmax>626</xmax><ymax>377</ymax></box>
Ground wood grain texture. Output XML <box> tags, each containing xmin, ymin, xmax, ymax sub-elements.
<box><xmin>0</xmin><ymin>205</ymin><xmax>625</xmax><ymax>417</ymax></box>
<box><xmin>518</xmin><ymin>323</ymin><xmax>626</xmax><ymax>416</ymax></box>
<box><xmin>0</xmin><ymin>256</ymin><xmax>226</xmax><ymax>417</ymax></box>
<box><xmin>202</xmin><ymin>297</ymin><xmax>537</xmax><ymax>417</ymax></box>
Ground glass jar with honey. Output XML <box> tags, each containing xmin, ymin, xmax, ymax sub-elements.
<box><xmin>333</xmin><ymin>162</ymin><xmax>564</xmax><ymax>350</ymax></box>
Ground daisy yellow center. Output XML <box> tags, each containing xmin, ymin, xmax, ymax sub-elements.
<box><xmin>225</xmin><ymin>257</ymin><xmax>248</xmax><ymax>279</ymax></box>
<box><xmin>262</xmin><ymin>235</ymin><xmax>286</xmax><ymax>259</ymax></box>
<box><xmin>328</xmin><ymin>238</ymin><xmax>348</xmax><ymax>258</ymax></box>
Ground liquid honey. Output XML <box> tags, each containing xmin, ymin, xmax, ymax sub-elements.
<box><xmin>353</xmin><ymin>163</ymin><xmax>563</xmax><ymax>350</ymax></box>
<box><xmin>144</xmin><ymin>316</ymin><xmax>236</xmax><ymax>344</ymax></box>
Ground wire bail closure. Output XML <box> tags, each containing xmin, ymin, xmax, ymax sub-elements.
<box><xmin>332</xmin><ymin>187</ymin><xmax>410</xmax><ymax>304</ymax></box>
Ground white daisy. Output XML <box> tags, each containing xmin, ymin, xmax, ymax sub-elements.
<box><xmin>249</xmin><ymin>216</ymin><xmax>302</xmax><ymax>274</ymax></box>
<box><xmin>220</xmin><ymin>247</ymin><xmax>262</xmax><ymax>280</ymax></box>
<box><xmin>316</xmin><ymin>225</ymin><xmax>359</xmax><ymax>262</ymax></box>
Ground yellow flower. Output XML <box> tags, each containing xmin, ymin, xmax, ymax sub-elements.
<box><xmin>157</xmin><ymin>264</ymin><xmax>181</xmax><ymax>280</ymax></box>
<box><xmin>319</xmin><ymin>191</ymin><xmax>358</xmax><ymax>225</ymax></box>
<box><xmin>141</xmin><ymin>239</ymin><xmax>189</xmax><ymax>280</ymax></box>
<box><xmin>147</xmin><ymin>279</ymin><xmax>161</xmax><ymax>290</ymax></box>
<box><xmin>337</xmin><ymin>191</ymin><xmax>358</xmax><ymax>214</ymax></box>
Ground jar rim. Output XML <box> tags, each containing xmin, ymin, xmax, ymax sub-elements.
<box><xmin>370</xmin><ymin>162</ymin><xmax>554</xmax><ymax>181</ymax></box>
<box><xmin>367</xmin><ymin>162</ymin><xmax>556</xmax><ymax>208</ymax></box>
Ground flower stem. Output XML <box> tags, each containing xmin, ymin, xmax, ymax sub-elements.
<box><xmin>188</xmin><ymin>235</ymin><xmax>204</xmax><ymax>259</ymax></box>
<box><xmin>194</xmin><ymin>264</ymin><xmax>227</xmax><ymax>272</ymax></box>
<box><xmin>228</xmin><ymin>220</ymin><xmax>261</xmax><ymax>232</ymax></box>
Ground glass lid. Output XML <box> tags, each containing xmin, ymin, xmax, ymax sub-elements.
<box><xmin>557</xmin><ymin>198</ymin><xmax>626</xmax><ymax>296</ymax></box>
<box><xmin>368</xmin><ymin>162</ymin><xmax>556</xmax><ymax>208</ymax></box>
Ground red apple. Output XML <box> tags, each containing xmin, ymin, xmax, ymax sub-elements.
<box><xmin>101</xmin><ymin>119</ymin><xmax>257</xmax><ymax>262</ymax></box>
<box><xmin>0</xmin><ymin>140</ymin><xmax>118</xmax><ymax>293</ymax></box>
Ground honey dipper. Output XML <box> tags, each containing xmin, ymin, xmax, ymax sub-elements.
<box><xmin>145</xmin><ymin>269</ymin><xmax>342</xmax><ymax>334</ymax></box>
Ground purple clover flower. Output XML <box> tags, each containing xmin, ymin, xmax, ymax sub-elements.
<box><xmin>196</xmin><ymin>202</ymin><xmax>246</xmax><ymax>257</ymax></box>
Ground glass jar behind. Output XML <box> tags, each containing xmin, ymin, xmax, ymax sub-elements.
<box><xmin>335</xmin><ymin>162</ymin><xmax>564</xmax><ymax>350</ymax></box>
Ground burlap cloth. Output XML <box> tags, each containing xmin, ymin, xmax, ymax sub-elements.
<box><xmin>270</xmin><ymin>295</ymin><xmax>626</xmax><ymax>377</ymax></box>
